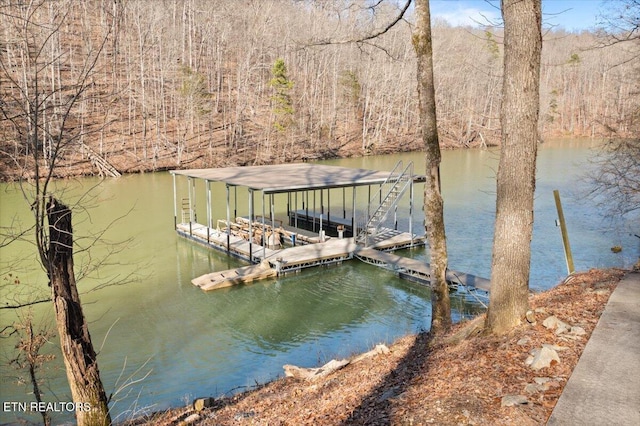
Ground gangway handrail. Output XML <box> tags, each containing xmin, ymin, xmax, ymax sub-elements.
<box><xmin>369</xmin><ymin>160</ymin><xmax>405</xmax><ymax>212</ymax></box>
<box><xmin>357</xmin><ymin>161</ymin><xmax>414</xmax><ymax>246</ymax></box>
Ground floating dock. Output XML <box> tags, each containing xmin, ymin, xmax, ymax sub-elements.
<box><xmin>189</xmin><ymin>236</ymin><xmax>489</xmax><ymax>293</ymax></box>
<box><xmin>192</xmin><ymin>261</ymin><xmax>276</xmax><ymax>291</ymax></box>
<box><xmin>354</xmin><ymin>247</ymin><xmax>491</xmax><ymax>292</ymax></box>
<box><xmin>172</xmin><ymin>162</ymin><xmax>489</xmax><ymax>293</ymax></box>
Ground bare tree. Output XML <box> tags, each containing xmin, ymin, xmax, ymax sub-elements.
<box><xmin>306</xmin><ymin>0</ymin><xmax>451</xmax><ymax>332</ymax></box>
<box><xmin>1</xmin><ymin>0</ymin><xmax>638</xmax><ymax>177</ymax></box>
<box><xmin>7</xmin><ymin>309</ymin><xmax>56</xmax><ymax>426</ymax></box>
<box><xmin>597</xmin><ymin>0</ymin><xmax>640</xmax><ymax>47</ymax></box>
<box><xmin>485</xmin><ymin>0</ymin><xmax>542</xmax><ymax>335</ymax></box>
<box><xmin>584</xmin><ymin>0</ymin><xmax>640</xmax><ymax>220</ymax></box>
<box><xmin>586</xmin><ymin>139</ymin><xmax>640</xmax><ymax>218</ymax></box>
<box><xmin>412</xmin><ymin>0</ymin><xmax>450</xmax><ymax>333</ymax></box>
<box><xmin>0</xmin><ymin>1</ymin><xmax>113</xmax><ymax>424</ymax></box>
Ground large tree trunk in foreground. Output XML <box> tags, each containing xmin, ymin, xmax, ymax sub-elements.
<box><xmin>486</xmin><ymin>0</ymin><xmax>542</xmax><ymax>335</ymax></box>
<box><xmin>47</xmin><ymin>198</ymin><xmax>111</xmax><ymax>425</ymax></box>
<box><xmin>413</xmin><ymin>0</ymin><xmax>451</xmax><ymax>334</ymax></box>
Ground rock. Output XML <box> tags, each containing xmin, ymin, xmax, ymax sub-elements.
<box><xmin>284</xmin><ymin>358</ymin><xmax>350</xmax><ymax>381</ymax></box>
<box><xmin>524</xmin><ymin>383</ymin><xmax>545</xmax><ymax>394</ymax></box>
<box><xmin>555</xmin><ymin>323</ymin><xmax>570</xmax><ymax>334</ymax></box>
<box><xmin>501</xmin><ymin>395</ymin><xmax>529</xmax><ymax>407</ymax></box>
<box><xmin>377</xmin><ymin>387</ymin><xmax>400</xmax><ymax>403</ymax></box>
<box><xmin>570</xmin><ymin>326</ymin><xmax>586</xmax><ymax>336</ymax></box>
<box><xmin>517</xmin><ymin>336</ymin><xmax>531</xmax><ymax>346</ymax></box>
<box><xmin>193</xmin><ymin>397</ymin><xmax>215</xmax><ymax>411</ymax></box>
<box><xmin>376</xmin><ymin>343</ymin><xmax>391</xmax><ymax>354</ymax></box>
<box><xmin>525</xmin><ymin>310</ymin><xmax>536</xmax><ymax>324</ymax></box>
<box><xmin>352</xmin><ymin>344</ymin><xmax>390</xmax><ymax>363</ymax></box>
<box><xmin>542</xmin><ymin>315</ymin><xmax>558</xmax><ymax>328</ymax></box>
<box><xmin>525</xmin><ymin>377</ymin><xmax>557</xmax><ymax>394</ymax></box>
<box><xmin>542</xmin><ymin>315</ymin><xmax>570</xmax><ymax>334</ymax></box>
<box><xmin>534</xmin><ymin>377</ymin><xmax>551</xmax><ymax>385</ymax></box>
<box><xmin>528</xmin><ymin>346</ymin><xmax>561</xmax><ymax>370</ymax></box>
<box><xmin>182</xmin><ymin>413</ymin><xmax>201</xmax><ymax>424</ymax></box>
<box><xmin>234</xmin><ymin>411</ymin><xmax>255</xmax><ymax>420</ymax></box>
<box><xmin>560</xmin><ymin>334</ymin><xmax>580</xmax><ymax>341</ymax></box>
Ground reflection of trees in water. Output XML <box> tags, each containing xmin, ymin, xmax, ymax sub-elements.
<box><xmin>217</xmin><ymin>264</ymin><xmax>428</xmax><ymax>352</ymax></box>
<box><xmin>208</xmin><ymin>262</ymin><xmax>486</xmax><ymax>353</ymax></box>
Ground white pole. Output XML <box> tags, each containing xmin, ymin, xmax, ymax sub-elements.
<box><xmin>226</xmin><ymin>185</ymin><xmax>231</xmax><ymax>253</ymax></box>
<box><xmin>172</xmin><ymin>173</ymin><xmax>177</xmax><ymax>229</ymax></box>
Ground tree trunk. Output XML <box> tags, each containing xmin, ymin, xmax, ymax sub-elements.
<box><xmin>486</xmin><ymin>0</ymin><xmax>542</xmax><ymax>335</ymax></box>
<box><xmin>47</xmin><ymin>198</ymin><xmax>111</xmax><ymax>426</ymax></box>
<box><xmin>413</xmin><ymin>0</ymin><xmax>451</xmax><ymax>334</ymax></box>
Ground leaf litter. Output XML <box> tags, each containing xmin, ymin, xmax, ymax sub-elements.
<box><xmin>127</xmin><ymin>268</ymin><xmax>625</xmax><ymax>426</ymax></box>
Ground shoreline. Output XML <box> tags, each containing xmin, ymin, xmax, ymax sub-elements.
<box><xmin>124</xmin><ymin>268</ymin><xmax>628</xmax><ymax>426</ymax></box>
<box><xmin>2</xmin><ymin>136</ymin><xmax>603</xmax><ymax>183</ymax></box>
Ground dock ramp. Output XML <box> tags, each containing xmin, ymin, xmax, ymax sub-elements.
<box><xmin>354</xmin><ymin>247</ymin><xmax>490</xmax><ymax>292</ymax></box>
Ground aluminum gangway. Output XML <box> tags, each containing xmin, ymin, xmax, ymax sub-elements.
<box><xmin>356</xmin><ymin>161</ymin><xmax>414</xmax><ymax>247</ymax></box>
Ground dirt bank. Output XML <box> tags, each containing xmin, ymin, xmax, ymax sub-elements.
<box><xmin>126</xmin><ymin>268</ymin><xmax>626</xmax><ymax>426</ymax></box>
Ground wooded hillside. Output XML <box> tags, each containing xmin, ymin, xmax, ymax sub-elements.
<box><xmin>1</xmin><ymin>0</ymin><xmax>637</xmax><ymax>180</ymax></box>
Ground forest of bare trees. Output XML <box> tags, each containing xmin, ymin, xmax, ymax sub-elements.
<box><xmin>1</xmin><ymin>0</ymin><xmax>638</xmax><ymax>180</ymax></box>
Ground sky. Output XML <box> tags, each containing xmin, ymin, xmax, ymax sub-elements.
<box><xmin>430</xmin><ymin>0</ymin><xmax>608</xmax><ymax>32</ymax></box>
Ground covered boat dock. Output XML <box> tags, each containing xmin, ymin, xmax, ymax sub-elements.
<box><xmin>170</xmin><ymin>162</ymin><xmax>425</xmax><ymax>263</ymax></box>
<box><xmin>170</xmin><ymin>162</ymin><xmax>490</xmax><ymax>294</ymax></box>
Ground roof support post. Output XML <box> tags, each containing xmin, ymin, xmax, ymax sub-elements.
<box><xmin>321</xmin><ymin>189</ymin><xmax>325</xmax><ymax>232</ymax></box>
<box><xmin>226</xmin><ymin>184</ymin><xmax>231</xmax><ymax>254</ymax></box>
<box><xmin>342</xmin><ymin>187</ymin><xmax>346</xmax><ymax>219</ymax></box>
<box><xmin>368</xmin><ymin>185</ymin><xmax>371</xmax><ymax>220</ymax></box>
<box><xmin>270</xmin><ymin>193</ymin><xmax>275</xmax><ymax>229</ymax></box>
<box><xmin>249</xmin><ymin>189</ymin><xmax>254</xmax><ymax>262</ymax></box>
<box><xmin>313</xmin><ymin>190</ymin><xmax>317</xmax><ymax>232</ymax></box>
<box><xmin>262</xmin><ymin>191</ymin><xmax>266</xmax><ymax>259</ymax></box>
<box><xmin>188</xmin><ymin>177</ymin><xmax>193</xmax><ymax>236</ymax></box>
<box><xmin>286</xmin><ymin>193</ymin><xmax>290</xmax><ymax>222</ymax></box>
<box><xmin>352</xmin><ymin>186</ymin><xmax>357</xmax><ymax>240</ymax></box>
<box><xmin>206</xmin><ymin>180</ymin><xmax>211</xmax><ymax>243</ymax></box>
<box><xmin>172</xmin><ymin>173</ymin><xmax>177</xmax><ymax>230</ymax></box>
<box><xmin>294</xmin><ymin>191</ymin><xmax>299</xmax><ymax>231</ymax></box>
<box><xmin>409</xmin><ymin>176</ymin><xmax>414</xmax><ymax>247</ymax></box>
<box><xmin>193</xmin><ymin>178</ymin><xmax>197</xmax><ymax>223</ymax></box>
<box><xmin>327</xmin><ymin>189</ymin><xmax>331</xmax><ymax>230</ymax></box>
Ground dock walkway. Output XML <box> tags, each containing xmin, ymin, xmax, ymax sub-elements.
<box><xmin>354</xmin><ymin>247</ymin><xmax>491</xmax><ymax>292</ymax></box>
<box><xmin>185</xmin><ymin>221</ymin><xmax>489</xmax><ymax>293</ymax></box>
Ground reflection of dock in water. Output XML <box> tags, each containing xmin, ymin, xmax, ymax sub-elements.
<box><xmin>171</xmin><ymin>162</ymin><xmax>489</xmax><ymax>293</ymax></box>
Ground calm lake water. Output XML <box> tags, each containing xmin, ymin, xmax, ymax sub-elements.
<box><xmin>0</xmin><ymin>140</ymin><xmax>638</xmax><ymax>424</ymax></box>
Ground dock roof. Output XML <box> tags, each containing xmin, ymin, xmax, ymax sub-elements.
<box><xmin>171</xmin><ymin>163</ymin><xmax>425</xmax><ymax>193</ymax></box>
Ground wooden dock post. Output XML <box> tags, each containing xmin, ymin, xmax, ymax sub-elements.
<box><xmin>554</xmin><ymin>190</ymin><xmax>575</xmax><ymax>275</ymax></box>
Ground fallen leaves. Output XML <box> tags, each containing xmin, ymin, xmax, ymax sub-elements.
<box><xmin>130</xmin><ymin>268</ymin><xmax>625</xmax><ymax>426</ymax></box>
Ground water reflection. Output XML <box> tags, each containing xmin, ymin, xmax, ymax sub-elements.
<box><xmin>0</xmin><ymin>141</ymin><xmax>637</xmax><ymax>424</ymax></box>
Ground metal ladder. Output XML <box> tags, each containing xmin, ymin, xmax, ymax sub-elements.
<box><xmin>356</xmin><ymin>161</ymin><xmax>413</xmax><ymax>246</ymax></box>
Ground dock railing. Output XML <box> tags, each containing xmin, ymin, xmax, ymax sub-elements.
<box><xmin>356</xmin><ymin>161</ymin><xmax>414</xmax><ymax>246</ymax></box>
